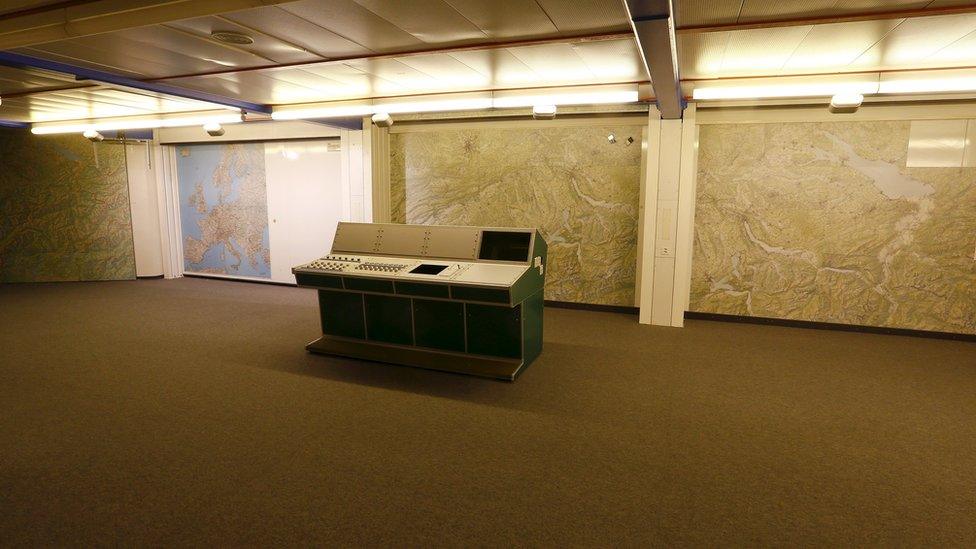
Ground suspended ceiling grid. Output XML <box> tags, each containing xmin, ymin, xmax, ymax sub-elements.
<box><xmin>5</xmin><ymin>1</ymin><xmax>976</xmax><ymax>123</ymax></box>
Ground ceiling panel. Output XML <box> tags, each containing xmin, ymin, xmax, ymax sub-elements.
<box><xmin>351</xmin><ymin>0</ymin><xmax>488</xmax><ymax>42</ymax></box>
<box><xmin>780</xmin><ymin>19</ymin><xmax>903</xmax><ymax>73</ymax></box>
<box><xmin>443</xmin><ymin>0</ymin><xmax>559</xmax><ymax>39</ymax></box>
<box><xmin>506</xmin><ymin>42</ymin><xmax>594</xmax><ymax>81</ymax></box>
<box><xmin>738</xmin><ymin>0</ymin><xmax>929</xmax><ymax>24</ymax></box>
<box><xmin>712</xmin><ymin>26</ymin><xmax>814</xmax><ymax>76</ymax></box>
<box><xmin>393</xmin><ymin>53</ymin><xmax>492</xmax><ymax>89</ymax></box>
<box><xmin>165</xmin><ymin>17</ymin><xmax>324</xmax><ymax>64</ymax></box>
<box><xmin>197</xmin><ymin>71</ymin><xmax>333</xmax><ymax>104</ymax></box>
<box><xmin>0</xmin><ymin>65</ymin><xmax>79</xmax><ymax>95</ymax></box>
<box><xmin>17</xmin><ymin>26</ymin><xmax>272</xmax><ymax>79</ymax></box>
<box><xmin>678</xmin><ymin>10</ymin><xmax>976</xmax><ymax>80</ymax></box>
<box><xmin>109</xmin><ymin>26</ymin><xmax>273</xmax><ymax>73</ymax></box>
<box><xmin>848</xmin><ymin>13</ymin><xmax>976</xmax><ymax>70</ymax></box>
<box><xmin>676</xmin><ymin>0</ymin><xmax>938</xmax><ymax>27</ymax></box>
<box><xmin>534</xmin><ymin>0</ymin><xmax>630</xmax><ymax>33</ymax></box>
<box><xmin>925</xmin><ymin>26</ymin><xmax>976</xmax><ymax>65</ymax></box>
<box><xmin>223</xmin><ymin>6</ymin><xmax>372</xmax><ymax>58</ymax></box>
<box><xmin>675</xmin><ymin>0</ymin><xmax>743</xmax><ymax>27</ymax></box>
<box><xmin>446</xmin><ymin>48</ymin><xmax>542</xmax><ymax>87</ymax></box>
<box><xmin>0</xmin><ymin>86</ymin><xmax>223</xmax><ymax>123</ymax></box>
<box><xmin>340</xmin><ymin>57</ymin><xmax>444</xmax><ymax>95</ymax></box>
<box><xmin>14</xmin><ymin>40</ymin><xmax>154</xmax><ymax>78</ymax></box>
<box><xmin>572</xmin><ymin>38</ymin><xmax>644</xmax><ymax>81</ymax></box>
<box><xmin>279</xmin><ymin>0</ymin><xmax>426</xmax><ymax>53</ymax></box>
<box><xmin>677</xmin><ymin>32</ymin><xmax>732</xmax><ymax>79</ymax></box>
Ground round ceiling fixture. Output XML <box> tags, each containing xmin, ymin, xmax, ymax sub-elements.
<box><xmin>210</xmin><ymin>31</ymin><xmax>254</xmax><ymax>45</ymax></box>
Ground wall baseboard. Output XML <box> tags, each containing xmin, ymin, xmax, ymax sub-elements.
<box><xmin>136</xmin><ymin>274</ymin><xmax>164</xmax><ymax>279</ymax></box>
<box><xmin>545</xmin><ymin>300</ymin><xmax>639</xmax><ymax>315</ymax></box>
<box><xmin>182</xmin><ymin>273</ymin><xmax>298</xmax><ymax>288</ymax></box>
<box><xmin>684</xmin><ymin>311</ymin><xmax>976</xmax><ymax>343</ymax></box>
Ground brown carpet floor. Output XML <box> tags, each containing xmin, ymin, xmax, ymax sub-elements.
<box><xmin>1</xmin><ymin>277</ymin><xmax>975</xmax><ymax>546</ymax></box>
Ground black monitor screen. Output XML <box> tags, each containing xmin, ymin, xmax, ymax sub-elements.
<box><xmin>410</xmin><ymin>264</ymin><xmax>448</xmax><ymax>275</ymax></box>
<box><xmin>478</xmin><ymin>231</ymin><xmax>531</xmax><ymax>262</ymax></box>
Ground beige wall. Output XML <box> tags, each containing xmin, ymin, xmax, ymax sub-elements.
<box><xmin>390</xmin><ymin>124</ymin><xmax>643</xmax><ymax>306</ymax></box>
<box><xmin>691</xmin><ymin>120</ymin><xmax>976</xmax><ymax>335</ymax></box>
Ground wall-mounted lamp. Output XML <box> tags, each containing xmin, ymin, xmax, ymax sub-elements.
<box><xmin>371</xmin><ymin>112</ymin><xmax>393</xmax><ymax>128</ymax></box>
<box><xmin>829</xmin><ymin>93</ymin><xmax>864</xmax><ymax>114</ymax></box>
<box><xmin>532</xmin><ymin>105</ymin><xmax>557</xmax><ymax>120</ymax></box>
<box><xmin>83</xmin><ymin>129</ymin><xmax>103</xmax><ymax>142</ymax></box>
<box><xmin>204</xmin><ymin>122</ymin><xmax>225</xmax><ymax>136</ymax></box>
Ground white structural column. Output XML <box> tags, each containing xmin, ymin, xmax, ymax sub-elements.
<box><xmin>671</xmin><ymin>104</ymin><xmax>699</xmax><ymax>325</ymax></box>
<box><xmin>365</xmin><ymin>119</ymin><xmax>391</xmax><ymax>223</ymax></box>
<box><xmin>125</xmin><ymin>142</ymin><xmax>164</xmax><ymax>277</ymax></box>
<box><xmin>637</xmin><ymin>104</ymin><xmax>699</xmax><ymax>326</ymax></box>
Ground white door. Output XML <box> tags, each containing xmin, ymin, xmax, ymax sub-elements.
<box><xmin>266</xmin><ymin>139</ymin><xmax>343</xmax><ymax>283</ymax></box>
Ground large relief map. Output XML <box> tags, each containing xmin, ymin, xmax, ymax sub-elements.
<box><xmin>692</xmin><ymin>121</ymin><xmax>976</xmax><ymax>335</ymax></box>
<box><xmin>0</xmin><ymin>131</ymin><xmax>134</xmax><ymax>282</ymax></box>
<box><xmin>177</xmin><ymin>143</ymin><xmax>271</xmax><ymax>278</ymax></box>
<box><xmin>390</xmin><ymin>125</ymin><xmax>642</xmax><ymax>306</ymax></box>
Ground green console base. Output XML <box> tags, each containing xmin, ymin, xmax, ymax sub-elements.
<box><xmin>306</xmin><ymin>336</ymin><xmax>527</xmax><ymax>381</ymax></box>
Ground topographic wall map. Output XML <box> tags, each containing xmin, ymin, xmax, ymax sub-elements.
<box><xmin>692</xmin><ymin>121</ymin><xmax>976</xmax><ymax>334</ymax></box>
<box><xmin>391</xmin><ymin>125</ymin><xmax>642</xmax><ymax>306</ymax></box>
<box><xmin>0</xmin><ymin>130</ymin><xmax>135</xmax><ymax>282</ymax></box>
<box><xmin>177</xmin><ymin>143</ymin><xmax>271</xmax><ymax>278</ymax></box>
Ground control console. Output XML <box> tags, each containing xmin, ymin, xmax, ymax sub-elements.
<box><xmin>292</xmin><ymin>222</ymin><xmax>548</xmax><ymax>381</ymax></box>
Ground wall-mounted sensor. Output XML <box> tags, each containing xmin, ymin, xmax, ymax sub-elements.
<box><xmin>372</xmin><ymin>113</ymin><xmax>393</xmax><ymax>128</ymax></box>
<box><xmin>83</xmin><ymin>129</ymin><xmax>103</xmax><ymax>142</ymax></box>
<box><xmin>829</xmin><ymin>93</ymin><xmax>863</xmax><ymax>114</ymax></box>
<box><xmin>532</xmin><ymin>105</ymin><xmax>556</xmax><ymax>120</ymax></box>
<box><xmin>204</xmin><ymin>122</ymin><xmax>225</xmax><ymax>137</ymax></box>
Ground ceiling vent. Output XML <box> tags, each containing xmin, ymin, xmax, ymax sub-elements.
<box><xmin>210</xmin><ymin>31</ymin><xmax>254</xmax><ymax>45</ymax></box>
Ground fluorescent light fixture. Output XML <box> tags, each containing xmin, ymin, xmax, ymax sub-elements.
<box><xmin>271</xmin><ymin>103</ymin><xmax>374</xmax><ymax>121</ymax></box>
<box><xmin>272</xmin><ymin>86</ymin><xmax>639</xmax><ymax>120</ymax></box>
<box><xmin>31</xmin><ymin>112</ymin><xmax>244</xmax><ymax>135</ymax></box>
<box><xmin>492</xmin><ymin>87</ymin><xmax>639</xmax><ymax>108</ymax></box>
<box><xmin>272</xmin><ymin>94</ymin><xmax>493</xmax><ymax>120</ymax></box>
<box><xmin>691</xmin><ymin>74</ymin><xmax>880</xmax><ymax>100</ymax></box>
<box><xmin>829</xmin><ymin>92</ymin><xmax>863</xmax><ymax>113</ymax></box>
<box><xmin>879</xmin><ymin>70</ymin><xmax>976</xmax><ymax>94</ymax></box>
<box><xmin>373</xmin><ymin>95</ymin><xmax>492</xmax><ymax>114</ymax></box>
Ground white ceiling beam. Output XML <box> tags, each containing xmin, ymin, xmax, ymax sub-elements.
<box><xmin>0</xmin><ymin>0</ymin><xmax>301</xmax><ymax>49</ymax></box>
<box><xmin>622</xmin><ymin>0</ymin><xmax>683</xmax><ymax>119</ymax></box>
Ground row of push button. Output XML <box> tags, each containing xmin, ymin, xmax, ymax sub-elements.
<box><xmin>307</xmin><ymin>261</ymin><xmax>346</xmax><ymax>271</ymax></box>
<box><xmin>357</xmin><ymin>262</ymin><xmax>404</xmax><ymax>273</ymax></box>
<box><xmin>325</xmin><ymin>255</ymin><xmax>360</xmax><ymax>263</ymax></box>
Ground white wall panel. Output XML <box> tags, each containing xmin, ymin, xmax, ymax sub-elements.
<box><xmin>266</xmin><ymin>139</ymin><xmax>344</xmax><ymax>282</ymax></box>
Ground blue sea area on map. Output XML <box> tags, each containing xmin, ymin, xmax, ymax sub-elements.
<box><xmin>176</xmin><ymin>144</ymin><xmax>270</xmax><ymax>278</ymax></box>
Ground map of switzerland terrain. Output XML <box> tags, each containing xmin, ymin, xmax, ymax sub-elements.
<box><xmin>692</xmin><ymin>121</ymin><xmax>976</xmax><ymax>335</ymax></box>
<box><xmin>177</xmin><ymin>143</ymin><xmax>271</xmax><ymax>278</ymax></box>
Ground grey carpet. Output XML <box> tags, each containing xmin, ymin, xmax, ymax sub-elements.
<box><xmin>1</xmin><ymin>278</ymin><xmax>974</xmax><ymax>546</ymax></box>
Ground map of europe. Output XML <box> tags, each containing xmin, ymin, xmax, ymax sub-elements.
<box><xmin>177</xmin><ymin>143</ymin><xmax>271</xmax><ymax>278</ymax></box>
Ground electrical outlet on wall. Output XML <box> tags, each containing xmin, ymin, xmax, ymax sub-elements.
<box><xmin>656</xmin><ymin>245</ymin><xmax>673</xmax><ymax>258</ymax></box>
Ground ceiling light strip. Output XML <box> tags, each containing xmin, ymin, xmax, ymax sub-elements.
<box><xmin>271</xmin><ymin>86</ymin><xmax>641</xmax><ymax>120</ymax></box>
<box><xmin>31</xmin><ymin>112</ymin><xmax>244</xmax><ymax>135</ymax></box>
